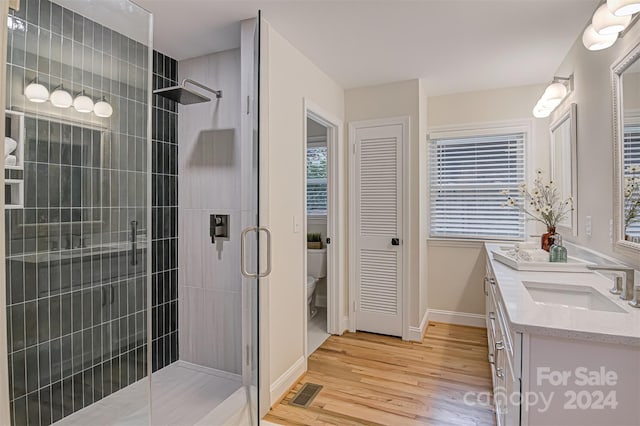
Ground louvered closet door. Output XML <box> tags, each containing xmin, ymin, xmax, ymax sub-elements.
<box><xmin>354</xmin><ymin>124</ymin><xmax>403</xmax><ymax>336</ymax></box>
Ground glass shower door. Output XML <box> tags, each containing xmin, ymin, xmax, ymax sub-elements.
<box><xmin>2</xmin><ymin>1</ymin><xmax>152</xmax><ymax>425</ymax></box>
<box><xmin>242</xmin><ymin>14</ymin><xmax>262</xmax><ymax>423</ymax></box>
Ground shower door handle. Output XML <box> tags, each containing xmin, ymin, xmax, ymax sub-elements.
<box><xmin>241</xmin><ymin>226</ymin><xmax>272</xmax><ymax>279</ymax></box>
<box><xmin>130</xmin><ymin>220</ymin><xmax>138</xmax><ymax>266</ymax></box>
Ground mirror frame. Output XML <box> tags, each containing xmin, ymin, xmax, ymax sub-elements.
<box><xmin>550</xmin><ymin>103</ymin><xmax>578</xmax><ymax>236</ymax></box>
<box><xmin>612</xmin><ymin>41</ymin><xmax>640</xmax><ymax>254</ymax></box>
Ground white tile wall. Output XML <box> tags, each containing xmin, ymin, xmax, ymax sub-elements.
<box><xmin>178</xmin><ymin>49</ymin><xmax>247</xmax><ymax>374</ymax></box>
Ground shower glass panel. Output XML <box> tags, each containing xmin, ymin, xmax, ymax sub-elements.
<box><xmin>3</xmin><ymin>0</ymin><xmax>152</xmax><ymax>424</ymax></box>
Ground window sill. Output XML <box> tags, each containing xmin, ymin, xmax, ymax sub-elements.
<box><xmin>308</xmin><ymin>216</ymin><xmax>327</xmax><ymax>225</ymax></box>
<box><xmin>427</xmin><ymin>237</ymin><xmax>524</xmax><ymax>249</ymax></box>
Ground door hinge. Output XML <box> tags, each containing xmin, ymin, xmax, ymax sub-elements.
<box><xmin>246</xmin><ymin>345</ymin><xmax>250</xmax><ymax>366</ymax></box>
<box><xmin>326</xmin><ymin>237</ymin><xmax>331</xmax><ymax>245</ymax></box>
<box><xmin>246</xmin><ymin>96</ymin><xmax>250</xmax><ymax>115</ymax></box>
<box><xmin>352</xmin><ymin>143</ymin><xmax>356</xmax><ymax>154</ymax></box>
<box><xmin>353</xmin><ymin>300</ymin><xmax>356</xmax><ymax>312</ymax></box>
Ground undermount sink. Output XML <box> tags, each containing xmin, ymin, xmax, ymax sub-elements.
<box><xmin>522</xmin><ymin>281</ymin><xmax>627</xmax><ymax>313</ymax></box>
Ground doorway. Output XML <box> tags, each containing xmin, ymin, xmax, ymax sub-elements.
<box><xmin>303</xmin><ymin>102</ymin><xmax>344</xmax><ymax>357</ymax></box>
<box><xmin>305</xmin><ymin>116</ymin><xmax>329</xmax><ymax>355</ymax></box>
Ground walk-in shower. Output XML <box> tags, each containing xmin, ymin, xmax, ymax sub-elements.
<box><xmin>0</xmin><ymin>1</ymin><xmax>261</xmax><ymax>425</ymax></box>
<box><xmin>153</xmin><ymin>78</ymin><xmax>222</xmax><ymax>105</ymax></box>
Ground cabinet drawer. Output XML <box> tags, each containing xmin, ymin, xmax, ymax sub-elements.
<box><xmin>486</xmin><ymin>268</ymin><xmax>520</xmax><ymax>380</ymax></box>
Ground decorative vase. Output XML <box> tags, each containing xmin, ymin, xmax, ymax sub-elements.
<box><xmin>541</xmin><ymin>227</ymin><xmax>556</xmax><ymax>252</ymax></box>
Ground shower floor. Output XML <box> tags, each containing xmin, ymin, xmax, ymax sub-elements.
<box><xmin>55</xmin><ymin>361</ymin><xmax>242</xmax><ymax>426</ymax></box>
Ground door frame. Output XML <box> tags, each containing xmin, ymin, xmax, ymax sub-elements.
<box><xmin>348</xmin><ymin>116</ymin><xmax>411</xmax><ymax>339</ymax></box>
<box><xmin>0</xmin><ymin>1</ymin><xmax>10</xmax><ymax>423</ymax></box>
<box><xmin>302</xmin><ymin>99</ymin><xmax>345</xmax><ymax>355</ymax></box>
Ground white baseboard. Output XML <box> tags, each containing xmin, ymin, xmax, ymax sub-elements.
<box><xmin>426</xmin><ymin>309</ymin><xmax>486</xmax><ymax>328</ymax></box>
<box><xmin>406</xmin><ymin>309</ymin><xmax>430</xmax><ymax>342</ymax></box>
<box><xmin>269</xmin><ymin>355</ymin><xmax>306</xmax><ymax>406</ymax></box>
<box><xmin>340</xmin><ymin>315</ymin><xmax>350</xmax><ymax>334</ymax></box>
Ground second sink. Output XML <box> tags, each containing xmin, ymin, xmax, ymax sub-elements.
<box><xmin>522</xmin><ymin>281</ymin><xmax>627</xmax><ymax>313</ymax></box>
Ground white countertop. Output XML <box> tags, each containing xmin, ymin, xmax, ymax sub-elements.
<box><xmin>7</xmin><ymin>241</ymin><xmax>147</xmax><ymax>264</ymax></box>
<box><xmin>485</xmin><ymin>243</ymin><xmax>640</xmax><ymax>347</ymax></box>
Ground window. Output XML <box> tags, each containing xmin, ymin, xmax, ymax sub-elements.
<box><xmin>307</xmin><ymin>145</ymin><xmax>328</xmax><ymax>215</ymax></box>
<box><xmin>429</xmin><ymin>132</ymin><xmax>526</xmax><ymax>239</ymax></box>
<box><xmin>624</xmin><ymin>124</ymin><xmax>640</xmax><ymax>238</ymax></box>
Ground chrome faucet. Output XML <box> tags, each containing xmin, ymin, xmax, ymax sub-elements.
<box><xmin>587</xmin><ymin>265</ymin><xmax>637</xmax><ymax>305</ymax></box>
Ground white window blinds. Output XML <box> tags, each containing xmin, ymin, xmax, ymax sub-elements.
<box><xmin>430</xmin><ymin>132</ymin><xmax>526</xmax><ymax>239</ymax></box>
<box><xmin>307</xmin><ymin>145</ymin><xmax>328</xmax><ymax>215</ymax></box>
<box><xmin>624</xmin><ymin>125</ymin><xmax>640</xmax><ymax>238</ymax></box>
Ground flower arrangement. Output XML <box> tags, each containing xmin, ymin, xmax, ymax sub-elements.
<box><xmin>502</xmin><ymin>170</ymin><xmax>574</xmax><ymax>230</ymax></box>
<box><xmin>624</xmin><ymin>165</ymin><xmax>640</xmax><ymax>232</ymax></box>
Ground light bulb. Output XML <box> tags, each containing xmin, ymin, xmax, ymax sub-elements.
<box><xmin>582</xmin><ymin>24</ymin><xmax>618</xmax><ymax>51</ymax></box>
<box><xmin>593</xmin><ymin>4</ymin><xmax>631</xmax><ymax>35</ymax></box>
<box><xmin>607</xmin><ymin>0</ymin><xmax>640</xmax><ymax>16</ymax></box>
<box><xmin>93</xmin><ymin>97</ymin><xmax>113</xmax><ymax>118</ymax></box>
<box><xmin>73</xmin><ymin>91</ymin><xmax>94</xmax><ymax>113</ymax></box>
<box><xmin>24</xmin><ymin>80</ymin><xmax>49</xmax><ymax>103</ymax></box>
<box><xmin>49</xmin><ymin>86</ymin><xmax>73</xmax><ymax>108</ymax></box>
<box><xmin>543</xmin><ymin>82</ymin><xmax>568</xmax><ymax>103</ymax></box>
<box><xmin>533</xmin><ymin>100</ymin><xmax>551</xmax><ymax>119</ymax></box>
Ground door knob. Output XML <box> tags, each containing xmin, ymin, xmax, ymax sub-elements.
<box><xmin>391</xmin><ymin>238</ymin><xmax>400</xmax><ymax>246</ymax></box>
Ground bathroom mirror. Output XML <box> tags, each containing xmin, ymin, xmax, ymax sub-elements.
<box><xmin>612</xmin><ymin>43</ymin><xmax>640</xmax><ymax>251</ymax></box>
<box><xmin>22</xmin><ymin>115</ymin><xmax>105</xmax><ymax>225</ymax></box>
<box><xmin>550</xmin><ymin>103</ymin><xmax>578</xmax><ymax>236</ymax></box>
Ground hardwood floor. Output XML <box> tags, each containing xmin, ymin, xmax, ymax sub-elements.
<box><xmin>264</xmin><ymin>322</ymin><xmax>496</xmax><ymax>426</ymax></box>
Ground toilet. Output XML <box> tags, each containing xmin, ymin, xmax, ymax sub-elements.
<box><xmin>307</xmin><ymin>248</ymin><xmax>327</xmax><ymax>319</ymax></box>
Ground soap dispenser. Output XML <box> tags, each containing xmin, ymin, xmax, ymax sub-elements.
<box><xmin>549</xmin><ymin>233</ymin><xmax>567</xmax><ymax>263</ymax></box>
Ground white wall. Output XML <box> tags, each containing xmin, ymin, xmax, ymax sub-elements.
<box><xmin>427</xmin><ymin>83</ymin><xmax>550</xmax><ymax>315</ymax></box>
<box><xmin>345</xmin><ymin>79</ymin><xmax>428</xmax><ymax>334</ymax></box>
<box><xmin>177</xmin><ymin>49</ymin><xmax>244</xmax><ymax>374</ymax></box>
<box><xmin>552</xmin><ymin>23</ymin><xmax>640</xmax><ymax>269</ymax></box>
<box><xmin>260</xmin><ymin>20</ymin><xmax>344</xmax><ymax>408</ymax></box>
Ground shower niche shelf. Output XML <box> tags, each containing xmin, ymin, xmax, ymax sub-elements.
<box><xmin>5</xmin><ymin>110</ymin><xmax>24</xmax><ymax>170</ymax></box>
<box><xmin>4</xmin><ymin>110</ymin><xmax>25</xmax><ymax>209</ymax></box>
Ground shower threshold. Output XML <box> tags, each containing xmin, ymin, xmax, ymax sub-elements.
<box><xmin>53</xmin><ymin>361</ymin><xmax>243</xmax><ymax>426</ymax></box>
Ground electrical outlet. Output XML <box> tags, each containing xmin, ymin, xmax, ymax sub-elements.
<box><xmin>585</xmin><ymin>216</ymin><xmax>592</xmax><ymax>237</ymax></box>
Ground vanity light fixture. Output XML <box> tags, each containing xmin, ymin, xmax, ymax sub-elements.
<box><xmin>73</xmin><ymin>90</ymin><xmax>94</xmax><ymax>113</ymax></box>
<box><xmin>582</xmin><ymin>24</ymin><xmax>618</xmax><ymax>51</ymax></box>
<box><xmin>532</xmin><ymin>76</ymin><xmax>573</xmax><ymax>119</ymax></box>
<box><xmin>49</xmin><ymin>85</ymin><xmax>73</xmax><ymax>108</ymax></box>
<box><xmin>24</xmin><ymin>79</ymin><xmax>49</xmax><ymax>103</ymax></box>
<box><xmin>93</xmin><ymin>97</ymin><xmax>113</xmax><ymax>118</ymax></box>
<box><xmin>607</xmin><ymin>0</ymin><xmax>640</xmax><ymax>16</ymax></box>
<box><xmin>594</xmin><ymin>4</ymin><xmax>632</xmax><ymax>34</ymax></box>
<box><xmin>533</xmin><ymin>100</ymin><xmax>551</xmax><ymax>119</ymax></box>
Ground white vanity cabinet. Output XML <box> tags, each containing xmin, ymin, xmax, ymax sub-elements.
<box><xmin>483</xmin><ymin>245</ymin><xmax>640</xmax><ymax>426</ymax></box>
<box><xmin>485</xmin><ymin>260</ymin><xmax>521</xmax><ymax>426</ymax></box>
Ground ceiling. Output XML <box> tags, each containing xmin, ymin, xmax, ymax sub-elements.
<box><xmin>135</xmin><ymin>0</ymin><xmax>599</xmax><ymax>95</ymax></box>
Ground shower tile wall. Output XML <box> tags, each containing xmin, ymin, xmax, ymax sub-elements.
<box><xmin>5</xmin><ymin>1</ymin><xmax>149</xmax><ymax>424</ymax></box>
<box><xmin>178</xmin><ymin>49</ymin><xmax>243</xmax><ymax>375</ymax></box>
<box><xmin>151</xmin><ymin>51</ymin><xmax>178</xmax><ymax>372</ymax></box>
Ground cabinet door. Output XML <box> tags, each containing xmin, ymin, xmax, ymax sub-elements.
<box><xmin>504</xmin><ymin>356</ymin><xmax>521</xmax><ymax>426</ymax></box>
<box><xmin>494</xmin><ymin>322</ymin><xmax>507</xmax><ymax>426</ymax></box>
<box><xmin>485</xmin><ymin>279</ymin><xmax>497</xmax><ymax>388</ymax></box>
